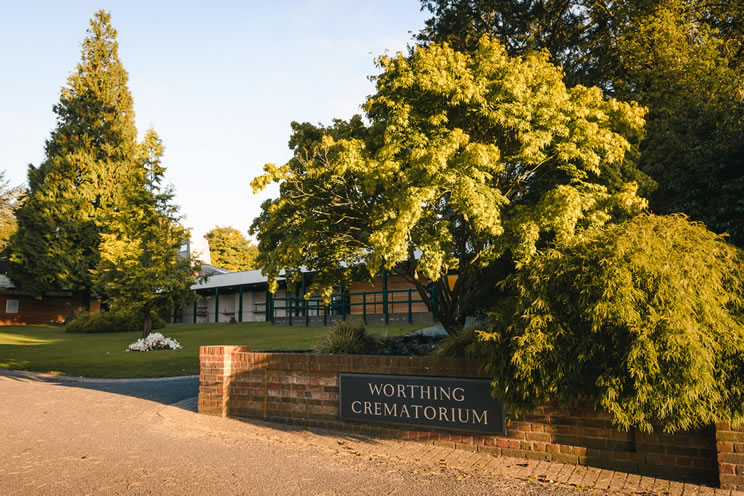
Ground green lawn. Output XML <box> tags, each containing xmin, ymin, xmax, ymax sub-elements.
<box><xmin>0</xmin><ymin>321</ymin><xmax>429</xmax><ymax>378</ymax></box>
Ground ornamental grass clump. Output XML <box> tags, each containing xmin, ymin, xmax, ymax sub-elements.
<box><xmin>475</xmin><ymin>214</ymin><xmax>744</xmax><ymax>433</ymax></box>
<box><xmin>314</xmin><ymin>321</ymin><xmax>383</xmax><ymax>355</ymax></box>
<box><xmin>126</xmin><ymin>332</ymin><xmax>182</xmax><ymax>352</ymax></box>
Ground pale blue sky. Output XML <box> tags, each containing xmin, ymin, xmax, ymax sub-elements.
<box><xmin>0</xmin><ymin>1</ymin><xmax>427</xmax><ymax>242</ymax></box>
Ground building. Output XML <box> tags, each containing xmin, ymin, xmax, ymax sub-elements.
<box><xmin>0</xmin><ymin>275</ymin><xmax>101</xmax><ymax>325</ymax></box>
<box><xmin>173</xmin><ymin>268</ymin><xmax>439</xmax><ymax>326</ymax></box>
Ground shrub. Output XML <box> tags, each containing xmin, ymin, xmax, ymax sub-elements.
<box><xmin>435</xmin><ymin>328</ymin><xmax>480</xmax><ymax>358</ymax></box>
<box><xmin>66</xmin><ymin>311</ymin><xmax>166</xmax><ymax>333</ymax></box>
<box><xmin>476</xmin><ymin>214</ymin><xmax>744</xmax><ymax>433</ymax></box>
<box><xmin>314</xmin><ymin>320</ymin><xmax>383</xmax><ymax>355</ymax></box>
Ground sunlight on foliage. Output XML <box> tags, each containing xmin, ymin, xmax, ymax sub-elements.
<box><xmin>251</xmin><ymin>37</ymin><xmax>647</xmax><ymax>333</ymax></box>
<box><xmin>475</xmin><ymin>214</ymin><xmax>744</xmax><ymax>432</ymax></box>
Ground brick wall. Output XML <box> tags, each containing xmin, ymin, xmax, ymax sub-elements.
<box><xmin>199</xmin><ymin>347</ymin><xmax>740</xmax><ymax>488</ymax></box>
<box><xmin>716</xmin><ymin>421</ymin><xmax>744</xmax><ymax>490</ymax></box>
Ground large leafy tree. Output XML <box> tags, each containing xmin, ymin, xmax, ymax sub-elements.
<box><xmin>204</xmin><ymin>226</ymin><xmax>259</xmax><ymax>272</ymax></box>
<box><xmin>472</xmin><ymin>214</ymin><xmax>744</xmax><ymax>432</ymax></box>
<box><xmin>9</xmin><ymin>11</ymin><xmax>140</xmax><ymax>317</ymax></box>
<box><xmin>94</xmin><ymin>130</ymin><xmax>195</xmax><ymax>337</ymax></box>
<box><xmin>416</xmin><ymin>0</ymin><xmax>744</xmax><ymax>245</ymax></box>
<box><xmin>251</xmin><ymin>38</ymin><xmax>647</xmax><ymax>334</ymax></box>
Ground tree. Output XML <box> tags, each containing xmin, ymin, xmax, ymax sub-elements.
<box><xmin>0</xmin><ymin>172</ymin><xmax>24</xmax><ymax>252</ymax></box>
<box><xmin>204</xmin><ymin>226</ymin><xmax>259</xmax><ymax>271</ymax></box>
<box><xmin>251</xmin><ymin>38</ymin><xmax>647</xmax><ymax>335</ymax></box>
<box><xmin>9</xmin><ymin>11</ymin><xmax>140</xmax><ymax>318</ymax></box>
<box><xmin>472</xmin><ymin>214</ymin><xmax>744</xmax><ymax>432</ymax></box>
<box><xmin>416</xmin><ymin>0</ymin><xmax>744</xmax><ymax>245</ymax></box>
<box><xmin>93</xmin><ymin>129</ymin><xmax>195</xmax><ymax>337</ymax></box>
<box><xmin>614</xmin><ymin>4</ymin><xmax>744</xmax><ymax>244</ymax></box>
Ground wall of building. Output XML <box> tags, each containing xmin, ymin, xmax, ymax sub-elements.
<box><xmin>199</xmin><ymin>346</ymin><xmax>744</xmax><ymax>489</ymax></box>
<box><xmin>0</xmin><ymin>292</ymin><xmax>100</xmax><ymax>325</ymax></box>
<box><xmin>176</xmin><ymin>288</ymin><xmax>273</xmax><ymax>323</ymax></box>
<box><xmin>349</xmin><ymin>274</ymin><xmax>431</xmax><ymax>315</ymax></box>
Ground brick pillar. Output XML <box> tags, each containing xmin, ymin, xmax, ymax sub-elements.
<box><xmin>198</xmin><ymin>345</ymin><xmax>250</xmax><ymax>417</ymax></box>
<box><xmin>716</xmin><ymin>421</ymin><xmax>744</xmax><ymax>490</ymax></box>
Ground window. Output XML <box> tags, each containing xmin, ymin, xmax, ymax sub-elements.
<box><xmin>5</xmin><ymin>299</ymin><xmax>19</xmax><ymax>313</ymax></box>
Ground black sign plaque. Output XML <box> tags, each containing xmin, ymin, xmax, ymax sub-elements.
<box><xmin>339</xmin><ymin>373</ymin><xmax>505</xmax><ymax>434</ymax></box>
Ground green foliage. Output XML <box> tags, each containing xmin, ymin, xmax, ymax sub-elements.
<box><xmin>93</xmin><ymin>129</ymin><xmax>196</xmax><ymax>337</ymax></box>
<box><xmin>476</xmin><ymin>214</ymin><xmax>744</xmax><ymax>432</ymax></box>
<box><xmin>0</xmin><ymin>171</ymin><xmax>23</xmax><ymax>252</ymax></box>
<box><xmin>435</xmin><ymin>327</ymin><xmax>480</xmax><ymax>359</ymax></box>
<box><xmin>314</xmin><ymin>321</ymin><xmax>383</xmax><ymax>355</ymax></box>
<box><xmin>617</xmin><ymin>4</ymin><xmax>744</xmax><ymax>244</ymax></box>
<box><xmin>9</xmin><ymin>11</ymin><xmax>140</xmax><ymax>314</ymax></box>
<box><xmin>252</xmin><ymin>37</ymin><xmax>647</xmax><ymax>334</ymax></box>
<box><xmin>417</xmin><ymin>1</ymin><xmax>744</xmax><ymax>244</ymax></box>
<box><xmin>66</xmin><ymin>311</ymin><xmax>165</xmax><ymax>334</ymax></box>
<box><xmin>204</xmin><ymin>226</ymin><xmax>258</xmax><ymax>271</ymax></box>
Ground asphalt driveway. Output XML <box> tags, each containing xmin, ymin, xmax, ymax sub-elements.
<box><xmin>0</xmin><ymin>370</ymin><xmax>727</xmax><ymax>495</ymax></box>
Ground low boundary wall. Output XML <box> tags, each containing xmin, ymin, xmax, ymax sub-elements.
<box><xmin>198</xmin><ymin>346</ymin><xmax>744</xmax><ymax>489</ymax></box>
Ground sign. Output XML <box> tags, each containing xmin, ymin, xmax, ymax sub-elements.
<box><xmin>339</xmin><ymin>373</ymin><xmax>505</xmax><ymax>434</ymax></box>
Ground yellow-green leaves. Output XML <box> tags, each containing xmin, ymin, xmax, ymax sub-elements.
<box><xmin>477</xmin><ymin>214</ymin><xmax>744</xmax><ymax>432</ymax></box>
<box><xmin>251</xmin><ymin>36</ymin><xmax>649</xmax><ymax>333</ymax></box>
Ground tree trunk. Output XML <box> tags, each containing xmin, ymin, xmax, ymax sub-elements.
<box><xmin>142</xmin><ymin>314</ymin><xmax>152</xmax><ymax>339</ymax></box>
<box><xmin>68</xmin><ymin>290</ymin><xmax>91</xmax><ymax>322</ymax></box>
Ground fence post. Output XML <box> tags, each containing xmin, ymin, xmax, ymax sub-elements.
<box><xmin>362</xmin><ymin>292</ymin><xmax>367</xmax><ymax>325</ymax></box>
<box><xmin>323</xmin><ymin>303</ymin><xmax>328</xmax><ymax>327</ymax></box>
<box><xmin>305</xmin><ymin>298</ymin><xmax>309</xmax><ymax>327</ymax></box>
<box><xmin>238</xmin><ymin>286</ymin><xmax>244</xmax><ymax>322</ymax></box>
<box><xmin>289</xmin><ymin>296</ymin><xmax>293</xmax><ymax>326</ymax></box>
<box><xmin>215</xmin><ymin>288</ymin><xmax>220</xmax><ymax>323</ymax></box>
<box><xmin>193</xmin><ymin>300</ymin><xmax>197</xmax><ymax>324</ymax></box>
<box><xmin>382</xmin><ymin>268</ymin><xmax>389</xmax><ymax>325</ymax></box>
<box><xmin>341</xmin><ymin>291</ymin><xmax>346</xmax><ymax>321</ymax></box>
<box><xmin>264</xmin><ymin>285</ymin><xmax>269</xmax><ymax>322</ymax></box>
<box><xmin>408</xmin><ymin>288</ymin><xmax>412</xmax><ymax>324</ymax></box>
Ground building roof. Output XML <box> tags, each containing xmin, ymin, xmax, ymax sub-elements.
<box><xmin>191</xmin><ymin>269</ymin><xmax>279</xmax><ymax>291</ymax></box>
<box><xmin>0</xmin><ymin>274</ymin><xmax>15</xmax><ymax>290</ymax></box>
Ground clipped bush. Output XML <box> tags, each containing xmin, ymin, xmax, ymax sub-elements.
<box><xmin>66</xmin><ymin>311</ymin><xmax>166</xmax><ymax>333</ymax></box>
<box><xmin>476</xmin><ymin>214</ymin><xmax>744</xmax><ymax>433</ymax></box>
<box><xmin>314</xmin><ymin>320</ymin><xmax>383</xmax><ymax>355</ymax></box>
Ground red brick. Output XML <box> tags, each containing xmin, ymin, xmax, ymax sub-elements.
<box><xmin>720</xmin><ymin>463</ymin><xmax>736</xmax><ymax>474</ymax></box>
<box><xmin>720</xmin><ymin>453</ymin><xmax>744</xmax><ymax>465</ymax></box>
<box><xmin>526</xmin><ymin>432</ymin><xmax>551</xmax><ymax>442</ymax></box>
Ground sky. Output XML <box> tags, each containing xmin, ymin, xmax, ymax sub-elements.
<box><xmin>0</xmin><ymin>1</ymin><xmax>428</xmax><ymax>244</ymax></box>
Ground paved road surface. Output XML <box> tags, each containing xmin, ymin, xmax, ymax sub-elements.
<box><xmin>0</xmin><ymin>370</ymin><xmax>730</xmax><ymax>495</ymax></box>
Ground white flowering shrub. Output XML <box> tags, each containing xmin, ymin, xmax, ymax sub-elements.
<box><xmin>126</xmin><ymin>332</ymin><xmax>182</xmax><ymax>352</ymax></box>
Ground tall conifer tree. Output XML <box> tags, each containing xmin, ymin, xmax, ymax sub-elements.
<box><xmin>9</xmin><ymin>11</ymin><xmax>139</xmax><ymax>318</ymax></box>
<box><xmin>94</xmin><ymin>129</ymin><xmax>195</xmax><ymax>337</ymax></box>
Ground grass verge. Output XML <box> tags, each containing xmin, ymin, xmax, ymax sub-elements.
<box><xmin>0</xmin><ymin>321</ymin><xmax>428</xmax><ymax>378</ymax></box>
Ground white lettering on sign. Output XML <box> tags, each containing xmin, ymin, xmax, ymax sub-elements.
<box><xmin>350</xmin><ymin>400</ymin><xmax>488</xmax><ymax>426</ymax></box>
<box><xmin>368</xmin><ymin>383</ymin><xmax>467</xmax><ymax>402</ymax></box>
<box><xmin>341</xmin><ymin>374</ymin><xmax>502</xmax><ymax>433</ymax></box>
